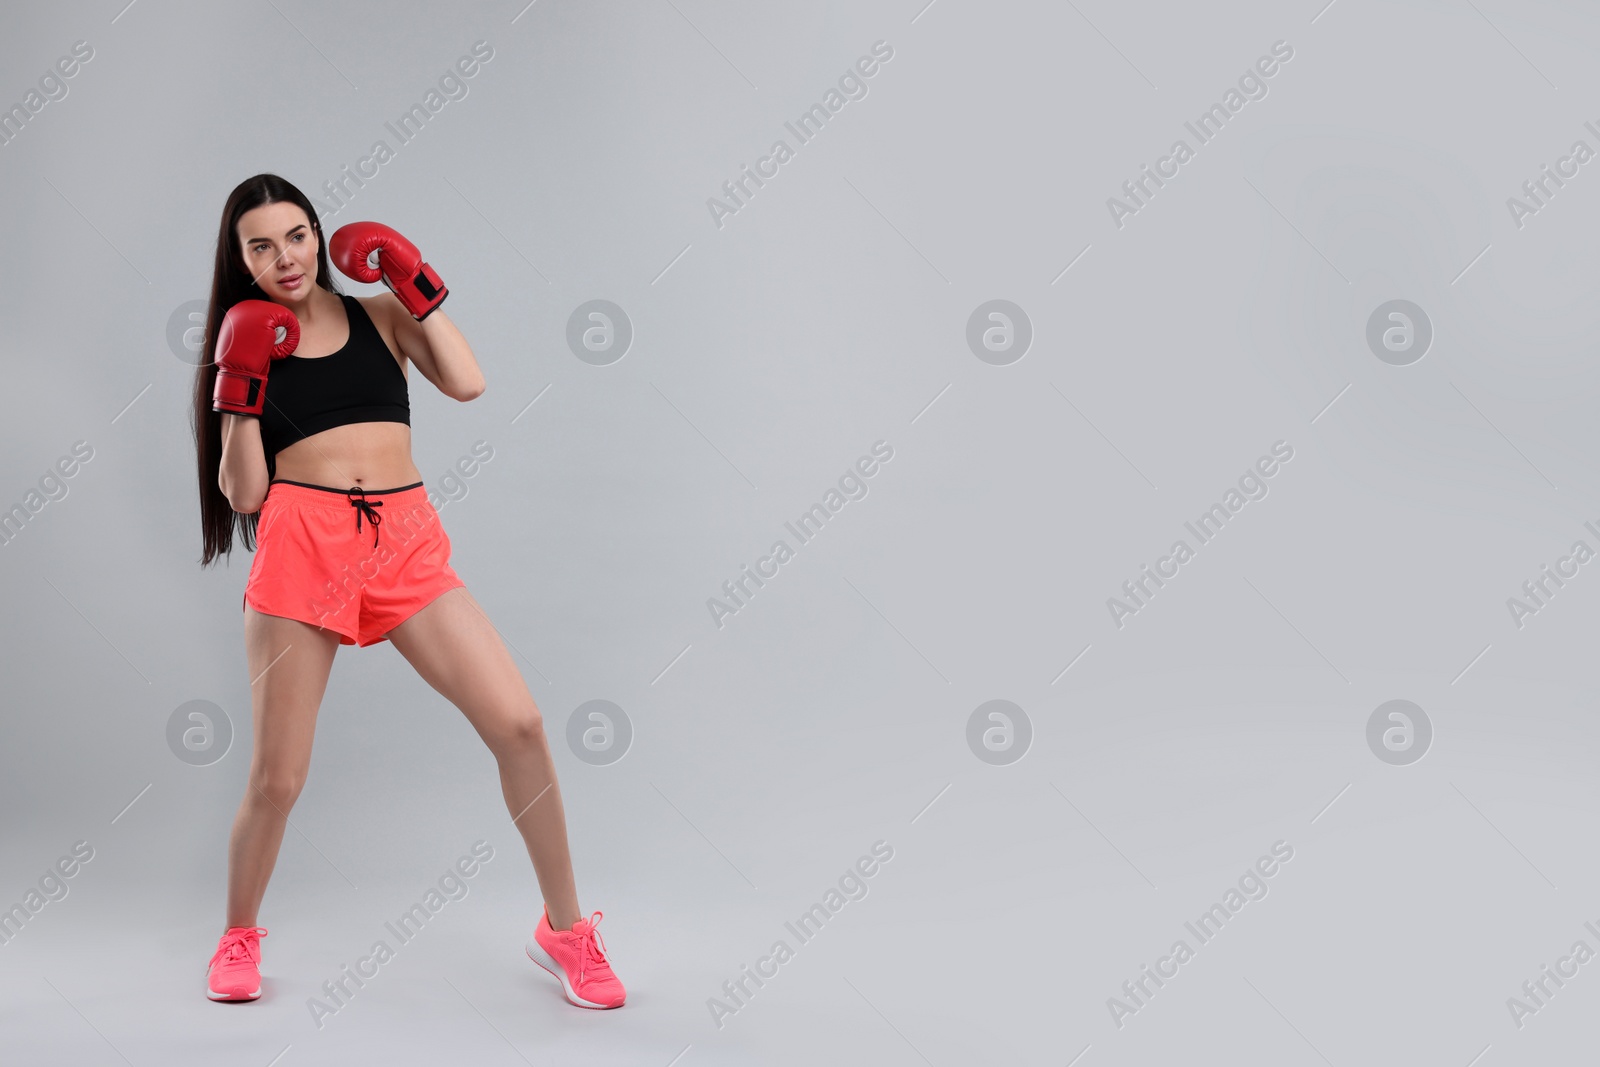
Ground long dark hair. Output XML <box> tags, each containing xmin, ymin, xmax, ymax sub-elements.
<box><xmin>192</xmin><ymin>174</ymin><xmax>339</xmax><ymax>566</ymax></box>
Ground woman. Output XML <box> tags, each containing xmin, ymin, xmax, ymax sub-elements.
<box><xmin>191</xmin><ymin>173</ymin><xmax>624</xmax><ymax>1009</ymax></box>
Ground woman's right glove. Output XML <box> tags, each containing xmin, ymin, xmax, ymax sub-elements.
<box><xmin>212</xmin><ymin>300</ymin><xmax>300</xmax><ymax>417</ymax></box>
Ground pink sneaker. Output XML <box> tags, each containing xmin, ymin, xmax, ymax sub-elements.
<box><xmin>525</xmin><ymin>908</ymin><xmax>626</xmax><ymax>1008</ymax></box>
<box><xmin>207</xmin><ymin>926</ymin><xmax>268</xmax><ymax>1001</ymax></box>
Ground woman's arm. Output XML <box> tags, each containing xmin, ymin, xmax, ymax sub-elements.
<box><xmin>382</xmin><ymin>295</ymin><xmax>485</xmax><ymax>401</ymax></box>
<box><xmin>217</xmin><ymin>413</ymin><xmax>269</xmax><ymax>513</ymax></box>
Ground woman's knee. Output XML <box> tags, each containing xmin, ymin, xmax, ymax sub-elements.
<box><xmin>247</xmin><ymin>765</ymin><xmax>307</xmax><ymax>811</ymax></box>
<box><xmin>490</xmin><ymin>709</ymin><xmax>547</xmax><ymax>756</ymax></box>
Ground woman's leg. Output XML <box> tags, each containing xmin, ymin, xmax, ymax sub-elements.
<box><xmin>225</xmin><ymin>607</ymin><xmax>340</xmax><ymax>930</ymax></box>
<box><xmin>384</xmin><ymin>586</ymin><xmax>582</xmax><ymax>932</ymax></box>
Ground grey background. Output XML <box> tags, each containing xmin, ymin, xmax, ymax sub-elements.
<box><xmin>2</xmin><ymin>0</ymin><xmax>1598</xmax><ymax>1063</ymax></box>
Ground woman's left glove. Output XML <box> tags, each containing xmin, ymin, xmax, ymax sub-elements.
<box><xmin>329</xmin><ymin>221</ymin><xmax>448</xmax><ymax>320</ymax></box>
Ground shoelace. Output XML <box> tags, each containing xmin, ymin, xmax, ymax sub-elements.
<box><xmin>210</xmin><ymin>926</ymin><xmax>267</xmax><ymax>968</ymax></box>
<box><xmin>571</xmin><ymin>911</ymin><xmax>612</xmax><ymax>985</ymax></box>
<box><xmin>346</xmin><ymin>487</ymin><xmax>384</xmax><ymax>548</ymax></box>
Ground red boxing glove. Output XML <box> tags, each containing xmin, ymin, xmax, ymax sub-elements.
<box><xmin>213</xmin><ymin>300</ymin><xmax>300</xmax><ymax>417</ymax></box>
<box><xmin>329</xmin><ymin>221</ymin><xmax>448</xmax><ymax>320</ymax></box>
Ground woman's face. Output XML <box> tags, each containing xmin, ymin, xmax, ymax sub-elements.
<box><xmin>237</xmin><ymin>201</ymin><xmax>318</xmax><ymax>305</ymax></box>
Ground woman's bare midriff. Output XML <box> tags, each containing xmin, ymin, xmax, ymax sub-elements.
<box><xmin>272</xmin><ymin>421</ymin><xmax>424</xmax><ymax>489</ymax></box>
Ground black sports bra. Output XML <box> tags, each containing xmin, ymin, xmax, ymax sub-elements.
<box><xmin>258</xmin><ymin>293</ymin><xmax>410</xmax><ymax>460</ymax></box>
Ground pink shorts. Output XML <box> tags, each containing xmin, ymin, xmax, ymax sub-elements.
<box><xmin>243</xmin><ymin>479</ymin><xmax>465</xmax><ymax>647</ymax></box>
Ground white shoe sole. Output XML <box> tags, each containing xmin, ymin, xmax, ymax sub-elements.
<box><xmin>525</xmin><ymin>936</ymin><xmax>621</xmax><ymax>1009</ymax></box>
<box><xmin>206</xmin><ymin>985</ymin><xmax>260</xmax><ymax>1001</ymax></box>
